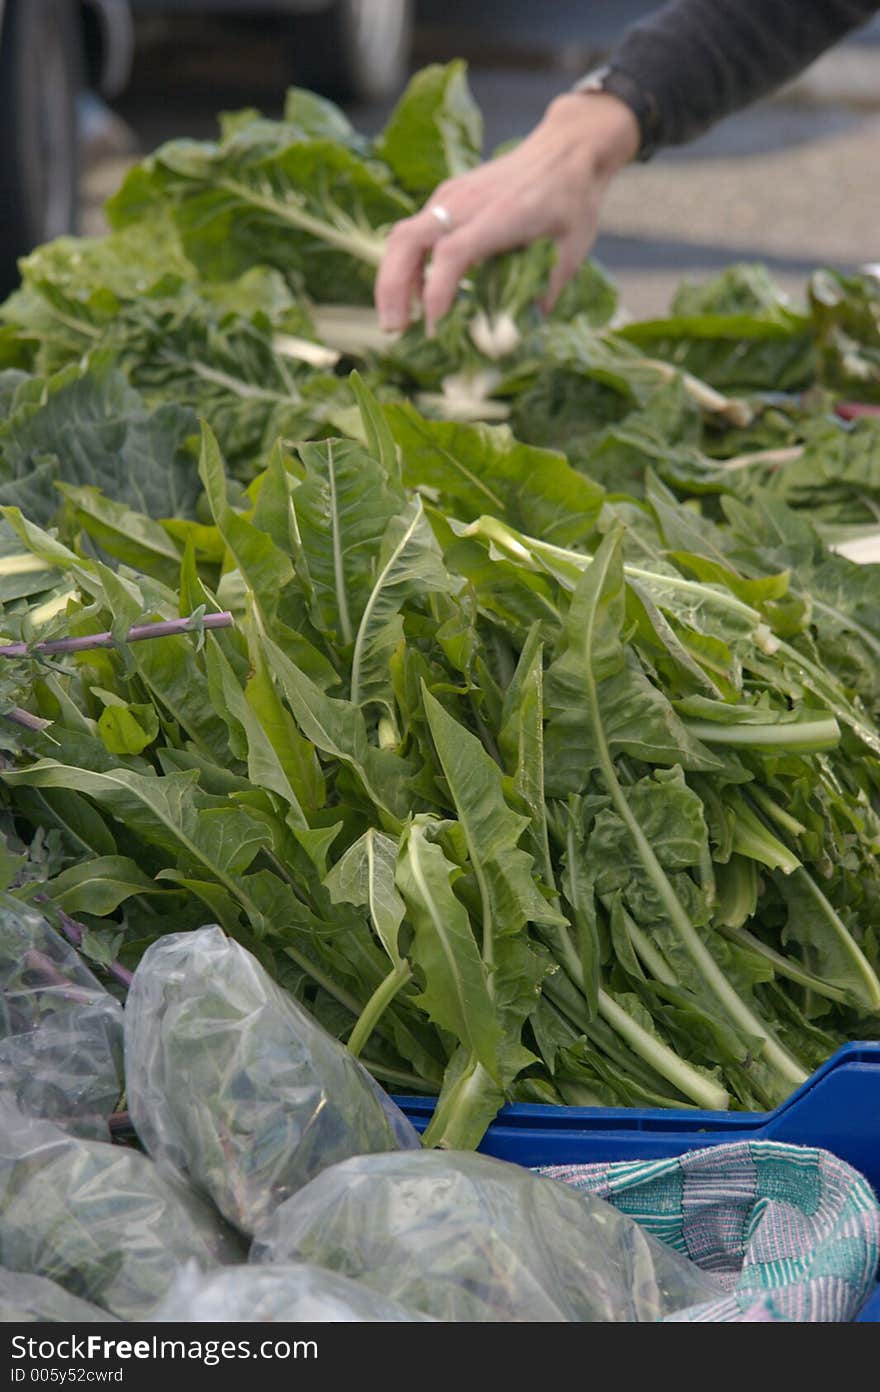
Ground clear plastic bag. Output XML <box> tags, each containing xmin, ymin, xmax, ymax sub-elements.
<box><xmin>0</xmin><ymin>1268</ymin><xmax>117</xmax><ymax>1323</ymax></box>
<box><xmin>0</xmin><ymin>1099</ymin><xmax>243</xmax><ymax>1320</ymax></box>
<box><xmin>124</xmin><ymin>926</ymin><xmax>419</xmax><ymax>1237</ymax></box>
<box><xmin>152</xmin><ymin>1262</ymin><xmax>434</xmax><ymax>1323</ymax></box>
<box><xmin>252</xmin><ymin>1149</ymin><xmax>725</xmax><ymax>1322</ymax></box>
<box><xmin>0</xmin><ymin>896</ymin><xmax>124</xmax><ymax>1138</ymax></box>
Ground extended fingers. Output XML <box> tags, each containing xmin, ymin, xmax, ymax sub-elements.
<box><xmin>540</xmin><ymin>223</ymin><xmax>598</xmax><ymax>314</ymax></box>
<box><xmin>375</xmin><ymin>212</ymin><xmax>442</xmax><ymax>331</ymax></box>
<box><xmin>422</xmin><ymin>207</ymin><xmax>535</xmax><ymax>334</ymax></box>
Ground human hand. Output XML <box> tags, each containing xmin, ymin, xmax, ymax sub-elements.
<box><xmin>375</xmin><ymin>91</ymin><xmax>640</xmax><ymax>335</ymax></box>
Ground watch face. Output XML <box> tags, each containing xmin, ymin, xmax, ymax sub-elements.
<box><xmin>575</xmin><ymin>65</ymin><xmax>611</xmax><ymax>94</ymax></box>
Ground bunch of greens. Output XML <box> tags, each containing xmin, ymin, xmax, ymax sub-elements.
<box><xmin>125</xmin><ymin>927</ymin><xmax>418</xmax><ymax>1237</ymax></box>
<box><xmin>0</xmin><ymin>386</ymin><xmax>878</xmax><ymax>1145</ymax></box>
<box><xmin>0</xmin><ymin>894</ymin><xmax>124</xmax><ymax>1138</ymax></box>
<box><xmin>2</xmin><ymin>64</ymin><xmax>879</xmax><ymax>539</ymax></box>
<box><xmin>0</xmin><ymin>64</ymin><xmax>879</xmax><ymax>1149</ymax></box>
<box><xmin>251</xmin><ymin>1149</ymin><xmax>722</xmax><ymax>1322</ymax></box>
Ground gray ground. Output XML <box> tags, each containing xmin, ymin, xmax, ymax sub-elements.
<box><xmin>82</xmin><ymin>1</ymin><xmax>880</xmax><ymax>317</ymax></box>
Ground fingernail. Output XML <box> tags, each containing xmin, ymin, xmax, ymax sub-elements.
<box><xmin>379</xmin><ymin>317</ymin><xmax>403</xmax><ymax>334</ymax></box>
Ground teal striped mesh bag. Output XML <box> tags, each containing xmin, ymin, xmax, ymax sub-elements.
<box><xmin>539</xmin><ymin>1140</ymin><xmax>880</xmax><ymax>1321</ymax></box>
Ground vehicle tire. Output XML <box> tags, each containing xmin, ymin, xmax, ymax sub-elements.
<box><xmin>292</xmin><ymin>0</ymin><xmax>413</xmax><ymax>104</ymax></box>
<box><xmin>0</xmin><ymin>0</ymin><xmax>83</xmax><ymax>297</ymax></box>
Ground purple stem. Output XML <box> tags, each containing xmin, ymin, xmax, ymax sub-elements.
<box><xmin>23</xmin><ymin>947</ymin><xmax>96</xmax><ymax>1004</ymax></box>
<box><xmin>4</xmin><ymin>707</ymin><xmax>51</xmax><ymax>732</ymax></box>
<box><xmin>55</xmin><ymin>908</ymin><xmax>134</xmax><ymax>991</ymax></box>
<box><xmin>0</xmin><ymin>610</ymin><xmax>234</xmax><ymax>660</ymax></box>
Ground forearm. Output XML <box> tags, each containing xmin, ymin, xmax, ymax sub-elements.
<box><xmin>606</xmin><ymin>0</ymin><xmax>880</xmax><ymax>152</ymax></box>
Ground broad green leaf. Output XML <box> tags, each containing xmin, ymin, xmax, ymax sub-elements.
<box><xmin>96</xmin><ymin>700</ymin><xmax>159</xmax><ymax>757</ymax></box>
<box><xmin>422</xmin><ymin>1048</ymin><xmax>505</xmax><ymax>1151</ymax></box>
<box><xmin>290</xmin><ymin>436</ymin><xmax>404</xmax><ymax>647</ymax></box>
<box><xmin>498</xmin><ymin>624</ymin><xmax>554</xmax><ymax>888</ymax></box>
<box><xmin>424</xmin><ymin>687</ymin><xmax>562</xmax><ymax>931</ymax></box>
<box><xmin>0</xmin><ymin>356</ymin><xmax>199</xmax><ymax>526</ymax></box>
<box><xmin>58</xmin><ymin>485</ymin><xmax>183</xmax><ymax>585</ymax></box>
<box><xmin>589</xmin><ymin>768</ymin><xmax>711</xmax><ymax>901</ymax></box>
<box><xmin>244</xmin><ymin>615</ymin><xmax>324</xmax><ymax>815</ymax></box>
<box><xmin>377</xmin><ymin>61</ymin><xmax>483</xmax><ymax>198</ymax></box>
<box><xmin>774</xmin><ymin>866</ymin><xmax>880</xmax><ymax>1010</ymax></box>
<box><xmin>282</xmin><ymin>87</ymin><xmax>359</xmax><ymax>142</ymax></box>
<box><xmin>546</xmin><ymin>635</ymin><xmax>724</xmax><ymax>798</ymax></box>
<box><xmin>250</xmin><ymin>441</ymin><xmax>298</xmax><ymax>552</ymax></box>
<box><xmin>203</xmin><ymin>640</ymin><xmax>308</xmax><ymax>831</ymax></box>
<box><xmin>7</xmin><ymin>787</ymin><xmax>117</xmax><ymax>861</ymax></box>
<box><xmin>395</xmin><ymin>815</ymin><xmax>500</xmax><ymax>1076</ymax></box>
<box><xmin>156</xmin><ymin>870</ymin><xmax>245</xmax><ymax>935</ymax></box>
<box><xmin>670</xmin><ymin>551</ymin><xmax>791</xmax><ymax>608</ymax></box>
<box><xmin>350</xmin><ymin>370</ymin><xmax>399</xmax><ymax>483</ymax></box>
<box><xmin>260</xmin><ymin>633</ymin><xmax>412</xmax><ymax>827</ymax></box>
<box><xmin>2</xmin><ymin>763</ymin><xmax>270</xmax><ymax>896</ymax></box>
<box><xmin>423</xmin><ymin>687</ymin><xmax>559</xmax><ymax>1085</ymax></box>
<box><xmin>0</xmin><ymin>507</ymin><xmax>83</xmax><ymax>572</ymax></box>
<box><xmin>0</xmin><ymin>519</ymin><xmax>63</xmax><ymax>605</ymax></box>
<box><xmin>325</xmin><ymin>828</ymin><xmax>405</xmax><ymax>968</ymax></box>
<box><xmin>431</xmin><ymin>514</ymin><xmax>563</xmax><ymax>638</ymax></box>
<box><xmin>542</xmin><ymin>528</ymin><xmax>808</xmax><ymax>1093</ymax></box>
<box><xmin>86</xmin><ymin>571</ymin><xmax>231</xmax><ymax>763</ymax></box>
<box><xmin>543</xmin><ymin>526</ymin><xmax>725</xmax><ymax>793</ymax></box>
<box><xmin>386</xmin><ymin>404</ymin><xmax>604</xmax><ymax>546</ymax></box>
<box><xmin>198</xmin><ymin>422</ymin><xmax>293</xmax><ymax>620</ymax></box>
<box><xmin>615</xmin><ymin>263</ymin><xmax>813</xmax><ymax>393</ymax></box>
<box><xmin>145</xmin><ymin>135</ymin><xmax>411</xmax><ymax>302</ymax></box>
<box><xmin>45</xmin><ymin>854</ymin><xmax>165</xmax><ymax>915</ymax></box>
<box><xmin>350</xmin><ymin>497</ymin><xmax>457</xmax><ymax>711</ymax></box>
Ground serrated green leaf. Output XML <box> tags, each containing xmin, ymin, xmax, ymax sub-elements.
<box><xmin>350</xmin><ymin>497</ymin><xmax>457</xmax><ymax>712</ymax></box>
<box><xmin>394</xmin><ymin>815</ymin><xmax>500</xmax><ymax>1077</ymax></box>
<box><xmin>325</xmin><ymin>828</ymin><xmax>405</xmax><ymax>968</ymax></box>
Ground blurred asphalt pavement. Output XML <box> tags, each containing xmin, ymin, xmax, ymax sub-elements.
<box><xmin>81</xmin><ymin>1</ymin><xmax>880</xmax><ymax>316</ymax></box>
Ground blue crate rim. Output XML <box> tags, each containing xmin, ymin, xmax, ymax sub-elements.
<box><xmin>392</xmin><ymin>1040</ymin><xmax>880</xmax><ymax>1132</ymax></box>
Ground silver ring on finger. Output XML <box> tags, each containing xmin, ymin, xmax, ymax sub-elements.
<box><xmin>429</xmin><ymin>204</ymin><xmax>454</xmax><ymax>234</ymax></box>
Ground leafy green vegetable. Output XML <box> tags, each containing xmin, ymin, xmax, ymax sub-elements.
<box><xmin>124</xmin><ymin>927</ymin><xmax>418</xmax><ymax>1237</ymax></box>
<box><xmin>0</xmin><ymin>65</ymin><xmax>878</xmax><ymax>1146</ymax></box>
<box><xmin>376</xmin><ymin>61</ymin><xmax>483</xmax><ymax>198</ymax></box>
<box><xmin>0</xmin><ymin>1100</ymin><xmax>240</xmax><ymax>1318</ymax></box>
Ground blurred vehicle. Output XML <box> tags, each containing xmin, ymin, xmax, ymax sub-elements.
<box><xmin>0</xmin><ymin>0</ymin><xmax>134</xmax><ymax>295</ymax></box>
<box><xmin>129</xmin><ymin>1</ymin><xmax>414</xmax><ymax>102</ymax></box>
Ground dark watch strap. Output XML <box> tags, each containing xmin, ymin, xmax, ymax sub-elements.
<box><xmin>572</xmin><ymin>64</ymin><xmax>661</xmax><ymax>162</ymax></box>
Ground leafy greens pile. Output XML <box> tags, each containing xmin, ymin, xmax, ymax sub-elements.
<box><xmin>0</xmin><ymin>63</ymin><xmax>880</xmax><ymax>1147</ymax></box>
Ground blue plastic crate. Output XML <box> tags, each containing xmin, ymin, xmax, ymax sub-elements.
<box><xmin>395</xmin><ymin>1040</ymin><xmax>880</xmax><ymax>1322</ymax></box>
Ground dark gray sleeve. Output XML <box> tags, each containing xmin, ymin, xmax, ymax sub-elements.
<box><xmin>607</xmin><ymin>0</ymin><xmax>880</xmax><ymax>152</ymax></box>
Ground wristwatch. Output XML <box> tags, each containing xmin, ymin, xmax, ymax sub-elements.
<box><xmin>571</xmin><ymin>64</ymin><xmax>661</xmax><ymax>162</ymax></box>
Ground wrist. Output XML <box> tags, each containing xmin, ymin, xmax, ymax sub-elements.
<box><xmin>572</xmin><ymin>64</ymin><xmax>660</xmax><ymax>163</ymax></box>
<box><xmin>542</xmin><ymin>90</ymin><xmax>641</xmax><ymax>183</ymax></box>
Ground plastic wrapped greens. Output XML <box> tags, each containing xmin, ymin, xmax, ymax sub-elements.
<box><xmin>152</xmin><ymin>1263</ymin><xmax>433</xmax><ymax>1323</ymax></box>
<box><xmin>124</xmin><ymin>927</ymin><xmax>419</xmax><ymax>1237</ymax></box>
<box><xmin>252</xmin><ymin>1150</ymin><xmax>725</xmax><ymax>1322</ymax></box>
<box><xmin>0</xmin><ymin>1269</ymin><xmax>117</xmax><ymax>1323</ymax></box>
<box><xmin>0</xmin><ymin>1099</ymin><xmax>242</xmax><ymax>1320</ymax></box>
<box><xmin>0</xmin><ymin>896</ymin><xmax>124</xmax><ymax>1138</ymax></box>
